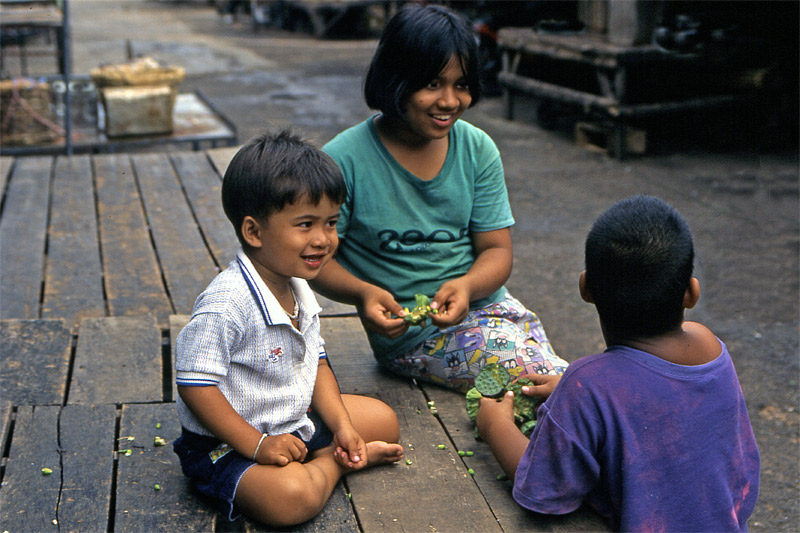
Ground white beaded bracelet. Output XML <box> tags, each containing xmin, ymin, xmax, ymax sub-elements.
<box><xmin>252</xmin><ymin>433</ymin><xmax>268</xmax><ymax>461</ymax></box>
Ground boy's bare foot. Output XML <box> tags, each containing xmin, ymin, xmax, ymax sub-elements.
<box><xmin>334</xmin><ymin>441</ymin><xmax>404</xmax><ymax>471</ymax></box>
<box><xmin>366</xmin><ymin>440</ymin><xmax>404</xmax><ymax>465</ymax></box>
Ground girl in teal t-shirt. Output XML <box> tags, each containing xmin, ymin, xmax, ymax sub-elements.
<box><xmin>314</xmin><ymin>3</ymin><xmax>568</xmax><ymax>392</ymax></box>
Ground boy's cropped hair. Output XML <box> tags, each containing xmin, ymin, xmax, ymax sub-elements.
<box><xmin>364</xmin><ymin>3</ymin><xmax>481</xmax><ymax>118</ymax></box>
<box><xmin>221</xmin><ymin>129</ymin><xmax>346</xmax><ymax>246</ymax></box>
<box><xmin>585</xmin><ymin>195</ymin><xmax>695</xmax><ymax>340</ymax></box>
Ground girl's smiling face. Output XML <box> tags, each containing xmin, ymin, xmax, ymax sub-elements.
<box><xmin>401</xmin><ymin>55</ymin><xmax>472</xmax><ymax>143</ymax></box>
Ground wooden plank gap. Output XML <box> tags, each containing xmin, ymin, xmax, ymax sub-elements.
<box><xmin>0</xmin><ymin>156</ymin><xmax>53</xmax><ymax>319</ymax></box>
<box><xmin>69</xmin><ymin>316</ymin><xmax>162</xmax><ymax>405</ymax></box>
<box><xmin>93</xmin><ymin>154</ymin><xmax>172</xmax><ymax>324</ymax></box>
<box><xmin>115</xmin><ymin>403</ymin><xmax>216</xmax><ymax>531</ymax></box>
<box><xmin>0</xmin><ymin>318</ymin><xmax>72</xmax><ymax>406</ymax></box>
<box><xmin>42</xmin><ymin>155</ymin><xmax>106</xmax><ymax>331</ymax></box>
<box><xmin>170</xmin><ymin>151</ymin><xmax>238</xmax><ymax>268</ymax></box>
<box><xmin>131</xmin><ymin>153</ymin><xmax>218</xmax><ymax>315</ymax></box>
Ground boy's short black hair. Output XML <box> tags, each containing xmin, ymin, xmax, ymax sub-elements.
<box><xmin>221</xmin><ymin>130</ymin><xmax>346</xmax><ymax>247</ymax></box>
<box><xmin>585</xmin><ymin>195</ymin><xmax>695</xmax><ymax>340</ymax></box>
<box><xmin>364</xmin><ymin>3</ymin><xmax>481</xmax><ymax>118</ymax></box>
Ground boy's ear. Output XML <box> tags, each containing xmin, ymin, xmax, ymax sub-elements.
<box><xmin>683</xmin><ymin>277</ymin><xmax>700</xmax><ymax>309</ymax></box>
<box><xmin>579</xmin><ymin>271</ymin><xmax>594</xmax><ymax>303</ymax></box>
<box><xmin>241</xmin><ymin>216</ymin><xmax>263</xmax><ymax>249</ymax></box>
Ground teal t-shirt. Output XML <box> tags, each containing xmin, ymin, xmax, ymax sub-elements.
<box><xmin>323</xmin><ymin>117</ymin><xmax>514</xmax><ymax>358</ymax></box>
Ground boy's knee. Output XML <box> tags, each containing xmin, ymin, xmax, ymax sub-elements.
<box><xmin>382</xmin><ymin>404</ymin><xmax>401</xmax><ymax>443</ymax></box>
<box><xmin>278</xmin><ymin>475</ymin><xmax>327</xmax><ymax>524</ymax></box>
<box><xmin>238</xmin><ymin>466</ymin><xmax>328</xmax><ymax>527</ymax></box>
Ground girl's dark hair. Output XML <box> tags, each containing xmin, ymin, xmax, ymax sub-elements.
<box><xmin>364</xmin><ymin>3</ymin><xmax>481</xmax><ymax>117</ymax></box>
<box><xmin>221</xmin><ymin>130</ymin><xmax>346</xmax><ymax>247</ymax></box>
<box><xmin>584</xmin><ymin>195</ymin><xmax>695</xmax><ymax>340</ymax></box>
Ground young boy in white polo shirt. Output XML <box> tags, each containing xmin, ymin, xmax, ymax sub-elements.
<box><xmin>173</xmin><ymin>130</ymin><xmax>403</xmax><ymax>527</ymax></box>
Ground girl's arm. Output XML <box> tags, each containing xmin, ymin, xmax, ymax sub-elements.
<box><xmin>178</xmin><ymin>385</ymin><xmax>307</xmax><ymax>465</ymax></box>
<box><xmin>310</xmin><ymin>257</ymin><xmax>408</xmax><ymax>339</ymax></box>
<box><xmin>431</xmin><ymin>227</ymin><xmax>513</xmax><ymax>327</ymax></box>
<box><xmin>311</xmin><ymin>358</ymin><xmax>367</xmax><ymax>468</ymax></box>
<box><xmin>475</xmin><ymin>391</ymin><xmax>529</xmax><ymax>479</ymax></box>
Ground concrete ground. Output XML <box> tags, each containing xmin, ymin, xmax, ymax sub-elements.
<box><xmin>9</xmin><ymin>0</ymin><xmax>799</xmax><ymax>529</ymax></box>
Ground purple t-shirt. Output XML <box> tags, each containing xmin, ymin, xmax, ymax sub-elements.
<box><xmin>514</xmin><ymin>341</ymin><xmax>760</xmax><ymax>532</ymax></box>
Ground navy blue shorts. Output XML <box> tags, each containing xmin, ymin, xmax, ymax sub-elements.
<box><xmin>173</xmin><ymin>412</ymin><xmax>333</xmax><ymax>521</ymax></box>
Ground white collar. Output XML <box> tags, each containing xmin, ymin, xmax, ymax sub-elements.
<box><xmin>236</xmin><ymin>249</ymin><xmax>322</xmax><ymax>326</ymax></box>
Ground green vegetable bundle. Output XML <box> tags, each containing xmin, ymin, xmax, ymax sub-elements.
<box><xmin>466</xmin><ymin>363</ymin><xmax>540</xmax><ymax>437</ymax></box>
<box><xmin>403</xmin><ymin>293</ymin><xmax>438</xmax><ymax>326</ymax></box>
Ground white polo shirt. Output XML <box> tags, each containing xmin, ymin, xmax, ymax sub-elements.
<box><xmin>175</xmin><ymin>250</ymin><xmax>326</xmax><ymax>441</ymax></box>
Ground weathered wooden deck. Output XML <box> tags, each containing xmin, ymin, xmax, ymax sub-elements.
<box><xmin>0</xmin><ymin>150</ymin><xmax>606</xmax><ymax>532</ymax></box>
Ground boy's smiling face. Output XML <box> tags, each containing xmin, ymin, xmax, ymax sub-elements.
<box><xmin>242</xmin><ymin>194</ymin><xmax>340</xmax><ymax>290</ymax></box>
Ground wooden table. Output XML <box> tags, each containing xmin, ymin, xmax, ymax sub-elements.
<box><xmin>0</xmin><ymin>91</ymin><xmax>238</xmax><ymax>156</ymax></box>
<box><xmin>496</xmin><ymin>27</ymin><xmax>771</xmax><ymax>159</ymax></box>
<box><xmin>0</xmin><ymin>149</ymin><xmax>606</xmax><ymax>531</ymax></box>
<box><xmin>0</xmin><ymin>0</ymin><xmax>67</xmax><ymax>77</ymax></box>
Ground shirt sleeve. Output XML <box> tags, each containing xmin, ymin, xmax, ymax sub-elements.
<box><xmin>175</xmin><ymin>311</ymin><xmax>239</xmax><ymax>386</ymax></box>
<box><xmin>467</xmin><ymin>127</ymin><xmax>515</xmax><ymax>232</ymax></box>
<box><xmin>512</xmin><ymin>399</ymin><xmax>601</xmax><ymax>515</ymax></box>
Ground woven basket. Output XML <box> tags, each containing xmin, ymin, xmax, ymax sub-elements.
<box><xmin>90</xmin><ymin>57</ymin><xmax>184</xmax><ymax>101</ymax></box>
<box><xmin>0</xmin><ymin>79</ymin><xmax>61</xmax><ymax>146</ymax></box>
<box><xmin>90</xmin><ymin>57</ymin><xmax>185</xmax><ymax>135</ymax></box>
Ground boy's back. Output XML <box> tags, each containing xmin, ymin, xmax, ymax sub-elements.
<box><xmin>479</xmin><ymin>196</ymin><xmax>760</xmax><ymax>531</ymax></box>
<box><xmin>513</xmin><ymin>337</ymin><xmax>760</xmax><ymax>531</ymax></box>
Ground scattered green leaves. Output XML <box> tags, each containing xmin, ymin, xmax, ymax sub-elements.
<box><xmin>466</xmin><ymin>364</ymin><xmax>543</xmax><ymax>437</ymax></box>
<box><xmin>402</xmin><ymin>294</ymin><xmax>438</xmax><ymax>326</ymax></box>
<box><xmin>41</xmin><ymin>467</ymin><xmax>53</xmax><ymax>475</ymax></box>
<box><xmin>474</xmin><ymin>363</ymin><xmax>511</xmax><ymax>398</ymax></box>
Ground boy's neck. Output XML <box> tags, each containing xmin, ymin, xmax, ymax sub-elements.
<box><xmin>243</xmin><ymin>250</ymin><xmax>296</xmax><ymax>314</ymax></box>
<box><xmin>604</xmin><ymin>321</ymin><xmax>721</xmax><ymax>366</ymax></box>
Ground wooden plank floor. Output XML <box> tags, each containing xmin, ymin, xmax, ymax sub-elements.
<box><xmin>0</xmin><ymin>151</ymin><xmax>606</xmax><ymax>531</ymax></box>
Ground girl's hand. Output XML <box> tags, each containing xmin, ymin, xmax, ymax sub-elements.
<box><xmin>332</xmin><ymin>426</ymin><xmax>368</xmax><ymax>470</ymax></box>
<box><xmin>430</xmin><ymin>279</ymin><xmax>470</xmax><ymax>327</ymax></box>
<box><xmin>255</xmin><ymin>434</ymin><xmax>308</xmax><ymax>466</ymax></box>
<box><xmin>475</xmin><ymin>391</ymin><xmax>516</xmax><ymax>440</ymax></box>
<box><xmin>517</xmin><ymin>373</ymin><xmax>561</xmax><ymax>399</ymax></box>
<box><xmin>361</xmin><ymin>286</ymin><xmax>408</xmax><ymax>339</ymax></box>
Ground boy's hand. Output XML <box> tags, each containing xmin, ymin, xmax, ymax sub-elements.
<box><xmin>517</xmin><ymin>373</ymin><xmax>561</xmax><ymax>399</ymax></box>
<box><xmin>475</xmin><ymin>391</ymin><xmax>515</xmax><ymax>440</ymax></box>
<box><xmin>332</xmin><ymin>426</ymin><xmax>368</xmax><ymax>470</ymax></box>
<box><xmin>361</xmin><ymin>286</ymin><xmax>408</xmax><ymax>339</ymax></box>
<box><xmin>256</xmin><ymin>434</ymin><xmax>308</xmax><ymax>466</ymax></box>
<box><xmin>430</xmin><ymin>279</ymin><xmax>470</xmax><ymax>327</ymax></box>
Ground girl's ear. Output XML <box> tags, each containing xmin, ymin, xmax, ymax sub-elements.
<box><xmin>241</xmin><ymin>216</ymin><xmax>263</xmax><ymax>249</ymax></box>
<box><xmin>683</xmin><ymin>277</ymin><xmax>700</xmax><ymax>309</ymax></box>
<box><xmin>579</xmin><ymin>271</ymin><xmax>594</xmax><ymax>303</ymax></box>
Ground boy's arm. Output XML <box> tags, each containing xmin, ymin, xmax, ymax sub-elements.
<box><xmin>178</xmin><ymin>385</ymin><xmax>306</xmax><ymax>465</ymax></box>
<box><xmin>311</xmin><ymin>358</ymin><xmax>367</xmax><ymax>467</ymax></box>
<box><xmin>475</xmin><ymin>391</ymin><xmax>530</xmax><ymax>479</ymax></box>
<box><xmin>310</xmin><ymin>257</ymin><xmax>408</xmax><ymax>339</ymax></box>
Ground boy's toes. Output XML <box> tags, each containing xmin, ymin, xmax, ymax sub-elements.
<box><xmin>366</xmin><ymin>441</ymin><xmax>404</xmax><ymax>464</ymax></box>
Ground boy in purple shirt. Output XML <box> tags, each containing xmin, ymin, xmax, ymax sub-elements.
<box><xmin>476</xmin><ymin>195</ymin><xmax>760</xmax><ymax>531</ymax></box>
